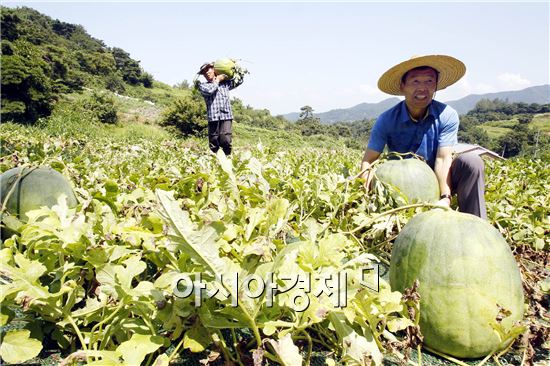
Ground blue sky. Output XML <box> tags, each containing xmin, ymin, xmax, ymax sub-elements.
<box><xmin>4</xmin><ymin>1</ymin><xmax>550</xmax><ymax>115</ymax></box>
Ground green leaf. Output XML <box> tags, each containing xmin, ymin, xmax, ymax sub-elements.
<box><xmin>183</xmin><ymin>324</ymin><xmax>211</xmax><ymax>353</ymax></box>
<box><xmin>105</xmin><ymin>179</ymin><xmax>119</xmax><ymax>196</ymax></box>
<box><xmin>0</xmin><ymin>330</ymin><xmax>42</xmax><ymax>364</ymax></box>
<box><xmin>116</xmin><ymin>333</ymin><xmax>163</xmax><ymax>365</ymax></box>
<box><xmin>155</xmin><ymin>190</ymin><xmax>227</xmax><ymax>277</ymax></box>
<box><xmin>116</xmin><ymin>255</ymin><xmax>146</xmax><ymax>291</ymax></box>
<box><xmin>2</xmin><ymin>214</ymin><xmax>23</xmax><ymax>232</ymax></box>
<box><xmin>0</xmin><ymin>306</ymin><xmax>15</xmax><ymax>326</ymax></box>
<box><xmin>0</xmin><ymin>253</ymin><xmax>50</xmax><ymax>302</ymax></box>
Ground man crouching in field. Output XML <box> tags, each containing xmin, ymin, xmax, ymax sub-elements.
<box><xmin>197</xmin><ymin>62</ymin><xmax>243</xmax><ymax>155</ymax></box>
<box><xmin>359</xmin><ymin>55</ymin><xmax>487</xmax><ymax>219</ymax></box>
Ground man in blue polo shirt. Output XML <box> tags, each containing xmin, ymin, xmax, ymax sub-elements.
<box><xmin>360</xmin><ymin>55</ymin><xmax>487</xmax><ymax>219</ymax></box>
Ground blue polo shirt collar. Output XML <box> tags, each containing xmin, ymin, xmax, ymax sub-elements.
<box><xmin>399</xmin><ymin>101</ymin><xmax>435</xmax><ymax>123</ymax></box>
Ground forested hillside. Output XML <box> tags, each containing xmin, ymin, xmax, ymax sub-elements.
<box><xmin>458</xmin><ymin>99</ymin><xmax>550</xmax><ymax>158</ymax></box>
<box><xmin>1</xmin><ymin>6</ymin><xmax>154</xmax><ymax>123</ymax></box>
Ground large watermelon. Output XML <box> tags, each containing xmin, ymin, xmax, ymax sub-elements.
<box><xmin>0</xmin><ymin>167</ymin><xmax>78</xmax><ymax>222</ymax></box>
<box><xmin>213</xmin><ymin>58</ymin><xmax>236</xmax><ymax>78</ymax></box>
<box><xmin>375</xmin><ymin>158</ymin><xmax>439</xmax><ymax>203</ymax></box>
<box><xmin>389</xmin><ymin>210</ymin><xmax>524</xmax><ymax>358</ymax></box>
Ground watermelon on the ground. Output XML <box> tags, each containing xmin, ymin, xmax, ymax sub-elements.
<box><xmin>389</xmin><ymin>209</ymin><xmax>524</xmax><ymax>358</ymax></box>
<box><xmin>0</xmin><ymin>167</ymin><xmax>78</xmax><ymax>222</ymax></box>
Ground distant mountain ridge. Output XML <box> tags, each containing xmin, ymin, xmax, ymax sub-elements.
<box><xmin>282</xmin><ymin>97</ymin><xmax>401</xmax><ymax>123</ymax></box>
<box><xmin>445</xmin><ymin>84</ymin><xmax>550</xmax><ymax>115</ymax></box>
<box><xmin>283</xmin><ymin>85</ymin><xmax>550</xmax><ymax>123</ymax></box>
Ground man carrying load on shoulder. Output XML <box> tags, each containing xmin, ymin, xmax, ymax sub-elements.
<box><xmin>359</xmin><ymin>55</ymin><xmax>487</xmax><ymax>219</ymax></box>
<box><xmin>197</xmin><ymin>61</ymin><xmax>244</xmax><ymax>155</ymax></box>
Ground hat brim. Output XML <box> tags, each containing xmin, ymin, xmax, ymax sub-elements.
<box><xmin>197</xmin><ymin>63</ymin><xmax>214</xmax><ymax>75</ymax></box>
<box><xmin>378</xmin><ymin>55</ymin><xmax>466</xmax><ymax>96</ymax></box>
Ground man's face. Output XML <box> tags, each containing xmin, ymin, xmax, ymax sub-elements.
<box><xmin>400</xmin><ymin>68</ymin><xmax>438</xmax><ymax>110</ymax></box>
<box><xmin>203</xmin><ymin>66</ymin><xmax>215</xmax><ymax>81</ymax></box>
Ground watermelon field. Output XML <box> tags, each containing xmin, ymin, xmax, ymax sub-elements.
<box><xmin>0</xmin><ymin>120</ymin><xmax>548</xmax><ymax>366</ymax></box>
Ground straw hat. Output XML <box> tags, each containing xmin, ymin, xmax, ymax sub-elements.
<box><xmin>377</xmin><ymin>55</ymin><xmax>466</xmax><ymax>95</ymax></box>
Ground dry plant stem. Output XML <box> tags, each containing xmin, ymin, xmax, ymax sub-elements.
<box><xmin>347</xmin><ymin>203</ymin><xmax>447</xmax><ymax>235</ymax></box>
<box><xmin>392</xmin><ymin>349</ymin><xmax>424</xmax><ymax>366</ymax></box>
<box><xmin>520</xmin><ymin>345</ymin><xmax>528</xmax><ymax>366</ymax></box>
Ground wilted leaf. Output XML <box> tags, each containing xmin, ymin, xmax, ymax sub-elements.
<box><xmin>268</xmin><ymin>334</ymin><xmax>303</xmax><ymax>366</ymax></box>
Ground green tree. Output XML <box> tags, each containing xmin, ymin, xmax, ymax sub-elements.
<box><xmin>1</xmin><ymin>40</ymin><xmax>56</xmax><ymax>123</ymax></box>
<box><xmin>1</xmin><ymin>9</ymin><xmax>21</xmax><ymax>41</ymax></box>
<box><xmin>111</xmin><ymin>47</ymin><xmax>143</xmax><ymax>85</ymax></box>
<box><xmin>458</xmin><ymin>126</ymin><xmax>490</xmax><ymax>147</ymax></box>
<box><xmin>174</xmin><ymin>80</ymin><xmax>190</xmax><ymax>90</ymax></box>
<box><xmin>495</xmin><ymin>124</ymin><xmax>532</xmax><ymax>158</ymax></box>
<box><xmin>299</xmin><ymin>105</ymin><xmax>314</xmax><ymax>119</ymax></box>
<box><xmin>140</xmin><ymin>71</ymin><xmax>154</xmax><ymax>88</ymax></box>
<box><xmin>517</xmin><ymin>114</ymin><xmax>534</xmax><ymax>124</ymax></box>
<box><xmin>105</xmin><ymin>73</ymin><xmax>126</xmax><ymax>93</ymax></box>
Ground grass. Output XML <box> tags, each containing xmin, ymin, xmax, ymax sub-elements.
<box><xmin>233</xmin><ymin>123</ymin><xmax>352</xmax><ymax>150</ymax></box>
<box><xmin>124</xmin><ymin>81</ymin><xmax>191</xmax><ymax>106</ymax></box>
<box><xmin>480</xmin><ymin>125</ymin><xmax>513</xmax><ymax>139</ymax></box>
<box><xmin>531</xmin><ymin>113</ymin><xmax>550</xmax><ymax>134</ymax></box>
<box><xmin>479</xmin><ymin>113</ymin><xmax>550</xmax><ymax>139</ymax></box>
<box><xmin>34</xmin><ymin>88</ymin><xmax>356</xmax><ymax>155</ymax></box>
<box><xmin>483</xmin><ymin>119</ymin><xmax>516</xmax><ymax>128</ymax></box>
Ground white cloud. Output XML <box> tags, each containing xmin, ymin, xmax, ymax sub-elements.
<box><xmin>496</xmin><ymin>73</ymin><xmax>532</xmax><ymax>90</ymax></box>
<box><xmin>439</xmin><ymin>73</ymin><xmax>533</xmax><ymax>102</ymax></box>
<box><xmin>437</xmin><ymin>77</ymin><xmax>496</xmax><ymax>101</ymax></box>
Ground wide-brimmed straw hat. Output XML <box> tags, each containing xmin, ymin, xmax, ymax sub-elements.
<box><xmin>197</xmin><ymin>62</ymin><xmax>214</xmax><ymax>75</ymax></box>
<box><xmin>378</xmin><ymin>55</ymin><xmax>466</xmax><ymax>95</ymax></box>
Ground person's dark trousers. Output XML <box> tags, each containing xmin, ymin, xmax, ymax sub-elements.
<box><xmin>451</xmin><ymin>152</ymin><xmax>487</xmax><ymax>219</ymax></box>
<box><xmin>208</xmin><ymin>119</ymin><xmax>232</xmax><ymax>155</ymax></box>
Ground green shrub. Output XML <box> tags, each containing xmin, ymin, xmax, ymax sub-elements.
<box><xmin>161</xmin><ymin>92</ymin><xmax>207</xmax><ymax>137</ymax></box>
<box><xmin>83</xmin><ymin>91</ymin><xmax>118</xmax><ymax>124</ymax></box>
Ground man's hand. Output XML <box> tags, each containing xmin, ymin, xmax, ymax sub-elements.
<box><xmin>216</xmin><ymin>74</ymin><xmax>227</xmax><ymax>82</ymax></box>
<box><xmin>358</xmin><ymin>168</ymin><xmax>374</xmax><ymax>190</ymax></box>
<box><xmin>359</xmin><ymin>149</ymin><xmax>381</xmax><ymax>190</ymax></box>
